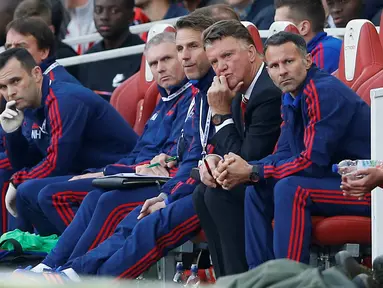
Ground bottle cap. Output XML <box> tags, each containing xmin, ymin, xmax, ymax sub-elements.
<box><xmin>332</xmin><ymin>164</ymin><xmax>338</xmax><ymax>173</ymax></box>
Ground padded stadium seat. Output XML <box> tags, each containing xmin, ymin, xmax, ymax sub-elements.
<box><xmin>241</xmin><ymin>21</ymin><xmax>264</xmax><ymax>53</ymax></box>
<box><xmin>110</xmin><ymin>24</ymin><xmax>176</xmax><ymax>135</ymax></box>
<box><xmin>336</xmin><ymin>19</ymin><xmax>383</xmax><ymax>102</ymax></box>
<box><xmin>312</xmin><ymin>216</ymin><xmax>371</xmax><ymax>246</ymax></box>
<box><xmin>268</xmin><ymin>21</ymin><xmax>299</xmax><ymax>38</ymax></box>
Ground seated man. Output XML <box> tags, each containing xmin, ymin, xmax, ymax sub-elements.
<box><xmin>13</xmin><ymin>31</ymin><xmax>196</xmax><ymax>236</ymax></box>
<box><xmin>0</xmin><ymin>17</ymin><xmax>82</xmax><ymax>232</ymax></box>
<box><xmin>13</xmin><ymin>0</ymin><xmax>79</xmax><ymax>79</ymax></box>
<box><xmin>326</xmin><ymin>0</ymin><xmax>383</xmax><ymax>27</ymax></box>
<box><xmin>274</xmin><ymin>0</ymin><xmax>342</xmax><ymax>74</ymax></box>
<box><xmin>28</xmin><ymin>12</ymin><xmax>216</xmax><ymax>279</ymax></box>
<box><xmin>212</xmin><ymin>32</ymin><xmax>371</xmax><ymax>268</ymax></box>
<box><xmin>5</xmin><ymin>17</ymin><xmax>79</xmax><ymax>84</ymax></box>
<box><xmin>77</xmin><ymin>0</ymin><xmax>143</xmax><ymax>101</ymax></box>
<box><xmin>193</xmin><ymin>20</ymin><xmax>282</xmax><ymax>277</ymax></box>
<box><xmin>0</xmin><ymin>48</ymin><xmax>137</xmax><ymax>232</ymax></box>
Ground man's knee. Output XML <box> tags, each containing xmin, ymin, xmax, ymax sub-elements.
<box><xmin>273</xmin><ymin>176</ymin><xmax>302</xmax><ymax>202</ymax></box>
<box><xmin>192</xmin><ymin>184</ymin><xmax>206</xmax><ymax>209</ymax></box>
<box><xmin>82</xmin><ymin>189</ymin><xmax>104</xmax><ymax>206</ymax></box>
<box><xmin>16</xmin><ymin>179</ymin><xmax>40</xmax><ymax>203</ymax></box>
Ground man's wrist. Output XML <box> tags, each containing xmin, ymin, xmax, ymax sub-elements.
<box><xmin>248</xmin><ymin>164</ymin><xmax>260</xmax><ymax>183</ymax></box>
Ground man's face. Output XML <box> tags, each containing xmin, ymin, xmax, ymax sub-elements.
<box><xmin>326</xmin><ymin>0</ymin><xmax>362</xmax><ymax>27</ymax></box>
<box><xmin>0</xmin><ymin>58</ymin><xmax>41</xmax><ymax>110</ymax></box>
<box><xmin>146</xmin><ymin>42</ymin><xmax>185</xmax><ymax>91</ymax></box>
<box><xmin>5</xmin><ymin>29</ymin><xmax>48</xmax><ymax>65</ymax></box>
<box><xmin>265</xmin><ymin>42</ymin><xmax>311</xmax><ymax>95</ymax></box>
<box><xmin>94</xmin><ymin>0</ymin><xmax>133</xmax><ymax>39</ymax></box>
<box><xmin>176</xmin><ymin>28</ymin><xmax>211</xmax><ymax>80</ymax></box>
<box><xmin>205</xmin><ymin>36</ymin><xmax>255</xmax><ymax>90</ymax></box>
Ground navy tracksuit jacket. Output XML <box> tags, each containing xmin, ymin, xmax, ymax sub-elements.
<box><xmin>41</xmin><ymin>69</ymin><xmax>216</xmax><ymax>277</ymax></box>
<box><xmin>245</xmin><ymin>66</ymin><xmax>371</xmax><ymax>268</ymax></box>
<box><xmin>308</xmin><ymin>31</ymin><xmax>342</xmax><ymax>74</ymax></box>
<box><xmin>16</xmin><ymin>78</ymin><xmax>195</xmax><ymax>236</ymax></box>
<box><xmin>0</xmin><ymin>59</ymin><xmax>84</xmax><ymax>233</ymax></box>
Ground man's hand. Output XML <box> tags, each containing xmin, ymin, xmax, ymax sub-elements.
<box><xmin>150</xmin><ymin>153</ymin><xmax>177</xmax><ymax>168</ymax></box>
<box><xmin>137</xmin><ymin>196</ymin><xmax>166</xmax><ymax>220</ymax></box>
<box><xmin>5</xmin><ymin>182</ymin><xmax>17</xmax><ymax>217</ymax></box>
<box><xmin>136</xmin><ymin>164</ymin><xmax>169</xmax><ymax>177</ymax></box>
<box><xmin>215</xmin><ymin>152</ymin><xmax>253</xmax><ymax>190</ymax></box>
<box><xmin>69</xmin><ymin>172</ymin><xmax>104</xmax><ymax>181</ymax></box>
<box><xmin>341</xmin><ymin>168</ymin><xmax>383</xmax><ymax>199</ymax></box>
<box><xmin>199</xmin><ymin>155</ymin><xmax>221</xmax><ymax>188</ymax></box>
<box><xmin>207</xmin><ymin>76</ymin><xmax>243</xmax><ymax>115</ymax></box>
<box><xmin>0</xmin><ymin>100</ymin><xmax>24</xmax><ymax>133</ymax></box>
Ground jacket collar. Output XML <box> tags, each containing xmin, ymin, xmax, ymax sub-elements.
<box><xmin>307</xmin><ymin>32</ymin><xmax>327</xmax><ymax>53</ymax></box>
<box><xmin>158</xmin><ymin>77</ymin><xmax>189</xmax><ymax>98</ymax></box>
<box><xmin>189</xmin><ymin>68</ymin><xmax>215</xmax><ymax>95</ymax></box>
<box><xmin>282</xmin><ymin>65</ymin><xmax>319</xmax><ymax>108</ymax></box>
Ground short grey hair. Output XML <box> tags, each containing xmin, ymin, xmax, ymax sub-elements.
<box><xmin>144</xmin><ymin>32</ymin><xmax>176</xmax><ymax>54</ymax></box>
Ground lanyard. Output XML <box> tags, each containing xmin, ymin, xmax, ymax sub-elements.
<box><xmin>162</xmin><ymin>82</ymin><xmax>192</xmax><ymax>102</ymax></box>
<box><xmin>199</xmin><ymin>98</ymin><xmax>212</xmax><ymax>157</ymax></box>
<box><xmin>43</xmin><ymin>62</ymin><xmax>60</xmax><ymax>75</ymax></box>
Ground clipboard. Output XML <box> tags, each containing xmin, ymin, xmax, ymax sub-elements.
<box><xmin>92</xmin><ymin>173</ymin><xmax>171</xmax><ymax>189</ymax></box>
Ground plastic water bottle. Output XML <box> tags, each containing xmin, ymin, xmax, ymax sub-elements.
<box><xmin>173</xmin><ymin>262</ymin><xmax>185</xmax><ymax>283</ymax></box>
<box><xmin>332</xmin><ymin>159</ymin><xmax>383</xmax><ymax>179</ymax></box>
<box><xmin>185</xmin><ymin>264</ymin><xmax>200</xmax><ymax>287</ymax></box>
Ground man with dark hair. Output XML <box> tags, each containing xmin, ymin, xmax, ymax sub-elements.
<box><xmin>6</xmin><ymin>17</ymin><xmax>79</xmax><ymax>84</ymax></box>
<box><xmin>274</xmin><ymin>0</ymin><xmax>341</xmax><ymax>74</ymax></box>
<box><xmin>13</xmin><ymin>0</ymin><xmax>79</xmax><ymax>78</ymax></box>
<box><xmin>211</xmin><ymin>31</ymin><xmax>371</xmax><ymax>268</ymax></box>
<box><xmin>0</xmin><ymin>48</ymin><xmax>137</xmax><ymax>228</ymax></box>
<box><xmin>77</xmin><ymin>0</ymin><xmax>143</xmax><ymax>101</ymax></box>
<box><xmin>327</xmin><ymin>0</ymin><xmax>383</xmax><ymax>27</ymax></box>
<box><xmin>23</xmin><ymin>12</ymin><xmax>216</xmax><ymax>281</ymax></box>
<box><xmin>192</xmin><ymin>19</ymin><xmax>282</xmax><ymax>278</ymax></box>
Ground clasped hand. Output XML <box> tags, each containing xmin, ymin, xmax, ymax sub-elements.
<box><xmin>200</xmin><ymin>153</ymin><xmax>253</xmax><ymax>190</ymax></box>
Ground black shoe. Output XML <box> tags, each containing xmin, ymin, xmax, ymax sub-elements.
<box><xmin>335</xmin><ymin>251</ymin><xmax>373</xmax><ymax>279</ymax></box>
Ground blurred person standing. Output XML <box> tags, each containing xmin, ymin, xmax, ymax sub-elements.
<box><xmin>225</xmin><ymin>0</ymin><xmax>275</xmax><ymax>30</ymax></box>
<box><xmin>135</xmin><ymin>0</ymin><xmax>189</xmax><ymax>21</ymax></box>
<box><xmin>65</xmin><ymin>0</ymin><xmax>97</xmax><ymax>54</ymax></box>
<box><xmin>0</xmin><ymin>0</ymin><xmax>22</xmax><ymax>46</ymax></box>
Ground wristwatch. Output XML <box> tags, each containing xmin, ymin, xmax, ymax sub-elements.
<box><xmin>249</xmin><ymin>165</ymin><xmax>260</xmax><ymax>182</ymax></box>
<box><xmin>212</xmin><ymin>114</ymin><xmax>232</xmax><ymax>126</ymax></box>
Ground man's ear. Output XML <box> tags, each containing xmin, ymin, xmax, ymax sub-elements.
<box><xmin>248</xmin><ymin>44</ymin><xmax>257</xmax><ymax>63</ymax></box>
<box><xmin>39</xmin><ymin>48</ymin><xmax>50</xmax><ymax>63</ymax></box>
<box><xmin>305</xmin><ymin>53</ymin><xmax>313</xmax><ymax>69</ymax></box>
<box><xmin>31</xmin><ymin>66</ymin><xmax>43</xmax><ymax>83</ymax></box>
<box><xmin>298</xmin><ymin>20</ymin><xmax>311</xmax><ymax>37</ymax></box>
<box><xmin>49</xmin><ymin>25</ymin><xmax>56</xmax><ymax>35</ymax></box>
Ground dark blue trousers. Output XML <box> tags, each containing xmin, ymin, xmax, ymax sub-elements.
<box><xmin>245</xmin><ymin>176</ymin><xmax>371</xmax><ymax>268</ymax></box>
<box><xmin>68</xmin><ymin>194</ymin><xmax>200</xmax><ymax>278</ymax></box>
<box><xmin>43</xmin><ymin>185</ymin><xmax>161</xmax><ymax>268</ymax></box>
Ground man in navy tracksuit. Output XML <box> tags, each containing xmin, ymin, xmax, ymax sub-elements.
<box><xmin>29</xmin><ymin>13</ymin><xmax>217</xmax><ymax>279</ymax></box>
<box><xmin>274</xmin><ymin>0</ymin><xmax>342</xmax><ymax>74</ymax></box>
<box><xmin>0</xmin><ymin>48</ymin><xmax>137</xmax><ymax>233</ymax></box>
<box><xmin>212</xmin><ymin>32</ymin><xmax>371</xmax><ymax>268</ymax></box>
<box><xmin>0</xmin><ymin>17</ymin><xmax>82</xmax><ymax>233</ymax></box>
<box><xmin>5</xmin><ymin>17</ymin><xmax>80</xmax><ymax>85</ymax></box>
<box><xmin>19</xmin><ymin>32</ymin><xmax>195</xmax><ymax>237</ymax></box>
